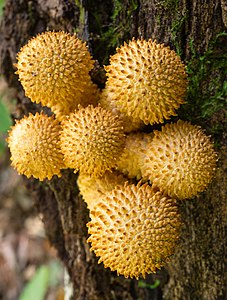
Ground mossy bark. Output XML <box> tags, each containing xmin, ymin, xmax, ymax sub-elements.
<box><xmin>0</xmin><ymin>0</ymin><xmax>226</xmax><ymax>299</ymax></box>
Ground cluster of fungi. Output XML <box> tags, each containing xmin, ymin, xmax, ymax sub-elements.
<box><xmin>7</xmin><ymin>31</ymin><xmax>217</xmax><ymax>279</ymax></box>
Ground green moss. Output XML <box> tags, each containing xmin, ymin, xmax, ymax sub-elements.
<box><xmin>88</xmin><ymin>0</ymin><xmax>139</xmax><ymax>65</ymax></box>
<box><xmin>74</xmin><ymin>0</ymin><xmax>85</xmax><ymax>35</ymax></box>
<box><xmin>178</xmin><ymin>32</ymin><xmax>227</xmax><ymax>123</ymax></box>
<box><xmin>176</xmin><ymin>32</ymin><xmax>227</xmax><ymax>145</ymax></box>
<box><xmin>170</xmin><ymin>13</ymin><xmax>187</xmax><ymax>56</ymax></box>
<box><xmin>158</xmin><ymin>0</ymin><xmax>179</xmax><ymax>11</ymax></box>
<box><xmin>138</xmin><ymin>279</ymin><xmax>160</xmax><ymax>289</ymax></box>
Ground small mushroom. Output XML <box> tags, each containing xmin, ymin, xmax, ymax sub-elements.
<box><xmin>77</xmin><ymin>170</ymin><xmax>129</xmax><ymax>210</ymax></box>
<box><xmin>100</xmin><ymin>88</ymin><xmax>144</xmax><ymax>133</ymax></box>
<box><xmin>7</xmin><ymin>112</ymin><xmax>65</xmax><ymax>181</ymax></box>
<box><xmin>116</xmin><ymin>131</ymin><xmax>154</xmax><ymax>180</ymax></box>
<box><xmin>50</xmin><ymin>79</ymin><xmax>100</xmax><ymax>121</ymax></box>
<box><xmin>141</xmin><ymin>120</ymin><xmax>217</xmax><ymax>199</ymax></box>
<box><xmin>60</xmin><ymin>105</ymin><xmax>126</xmax><ymax>176</ymax></box>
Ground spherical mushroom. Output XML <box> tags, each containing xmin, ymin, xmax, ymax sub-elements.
<box><xmin>87</xmin><ymin>182</ymin><xmax>181</xmax><ymax>279</ymax></box>
<box><xmin>77</xmin><ymin>170</ymin><xmax>129</xmax><ymax>210</ymax></box>
<box><xmin>100</xmin><ymin>88</ymin><xmax>144</xmax><ymax>133</ymax></box>
<box><xmin>15</xmin><ymin>31</ymin><xmax>99</xmax><ymax>119</ymax></box>
<box><xmin>116</xmin><ymin>131</ymin><xmax>154</xmax><ymax>180</ymax></box>
<box><xmin>60</xmin><ymin>105</ymin><xmax>126</xmax><ymax>176</ymax></box>
<box><xmin>104</xmin><ymin>38</ymin><xmax>187</xmax><ymax>125</ymax></box>
<box><xmin>50</xmin><ymin>80</ymin><xmax>100</xmax><ymax>121</ymax></box>
<box><xmin>7</xmin><ymin>112</ymin><xmax>65</xmax><ymax>181</ymax></box>
<box><xmin>141</xmin><ymin>120</ymin><xmax>217</xmax><ymax>199</ymax></box>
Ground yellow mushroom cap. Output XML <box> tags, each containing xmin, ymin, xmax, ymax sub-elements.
<box><xmin>100</xmin><ymin>88</ymin><xmax>144</xmax><ymax>133</ymax></box>
<box><xmin>60</xmin><ymin>105</ymin><xmax>125</xmax><ymax>176</ymax></box>
<box><xmin>77</xmin><ymin>170</ymin><xmax>129</xmax><ymax>210</ymax></box>
<box><xmin>141</xmin><ymin>120</ymin><xmax>217</xmax><ymax>199</ymax></box>
<box><xmin>104</xmin><ymin>39</ymin><xmax>187</xmax><ymax>125</ymax></box>
<box><xmin>15</xmin><ymin>31</ymin><xmax>98</xmax><ymax>110</ymax></box>
<box><xmin>50</xmin><ymin>80</ymin><xmax>100</xmax><ymax>121</ymax></box>
<box><xmin>7</xmin><ymin>112</ymin><xmax>65</xmax><ymax>181</ymax></box>
<box><xmin>116</xmin><ymin>132</ymin><xmax>154</xmax><ymax>180</ymax></box>
<box><xmin>87</xmin><ymin>182</ymin><xmax>181</xmax><ymax>279</ymax></box>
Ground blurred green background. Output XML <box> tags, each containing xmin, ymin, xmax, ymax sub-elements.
<box><xmin>0</xmin><ymin>0</ymin><xmax>11</xmax><ymax>157</ymax></box>
<box><xmin>0</xmin><ymin>0</ymin><xmax>4</xmax><ymax>14</ymax></box>
<box><xmin>0</xmin><ymin>94</ymin><xmax>12</xmax><ymax>156</ymax></box>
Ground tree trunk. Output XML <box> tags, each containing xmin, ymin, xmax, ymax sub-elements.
<box><xmin>0</xmin><ymin>0</ymin><xmax>226</xmax><ymax>299</ymax></box>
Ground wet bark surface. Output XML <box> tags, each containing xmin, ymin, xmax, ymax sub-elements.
<box><xmin>0</xmin><ymin>0</ymin><xmax>226</xmax><ymax>299</ymax></box>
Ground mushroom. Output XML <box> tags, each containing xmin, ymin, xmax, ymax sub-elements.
<box><xmin>87</xmin><ymin>181</ymin><xmax>181</xmax><ymax>279</ymax></box>
<box><xmin>141</xmin><ymin>120</ymin><xmax>217</xmax><ymax>199</ymax></box>
<box><xmin>50</xmin><ymin>79</ymin><xmax>100</xmax><ymax>121</ymax></box>
<box><xmin>116</xmin><ymin>131</ymin><xmax>154</xmax><ymax>180</ymax></box>
<box><xmin>60</xmin><ymin>105</ymin><xmax>126</xmax><ymax>176</ymax></box>
<box><xmin>100</xmin><ymin>88</ymin><xmax>144</xmax><ymax>133</ymax></box>
<box><xmin>77</xmin><ymin>170</ymin><xmax>129</xmax><ymax>210</ymax></box>
<box><xmin>7</xmin><ymin>112</ymin><xmax>65</xmax><ymax>181</ymax></box>
<box><xmin>15</xmin><ymin>31</ymin><xmax>99</xmax><ymax>120</ymax></box>
<box><xmin>103</xmin><ymin>38</ymin><xmax>188</xmax><ymax>125</ymax></box>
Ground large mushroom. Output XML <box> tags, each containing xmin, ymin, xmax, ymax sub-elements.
<box><xmin>87</xmin><ymin>182</ymin><xmax>181</xmax><ymax>279</ymax></box>
<box><xmin>15</xmin><ymin>31</ymin><xmax>99</xmax><ymax>120</ymax></box>
<box><xmin>102</xmin><ymin>38</ymin><xmax>188</xmax><ymax>126</ymax></box>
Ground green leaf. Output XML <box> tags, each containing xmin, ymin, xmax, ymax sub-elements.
<box><xmin>19</xmin><ymin>266</ymin><xmax>50</xmax><ymax>300</ymax></box>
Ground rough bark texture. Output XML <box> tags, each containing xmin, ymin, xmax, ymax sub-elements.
<box><xmin>0</xmin><ymin>0</ymin><xmax>226</xmax><ymax>299</ymax></box>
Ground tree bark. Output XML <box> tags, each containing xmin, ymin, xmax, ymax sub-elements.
<box><xmin>0</xmin><ymin>0</ymin><xmax>226</xmax><ymax>299</ymax></box>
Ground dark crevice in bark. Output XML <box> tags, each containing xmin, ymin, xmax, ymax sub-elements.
<box><xmin>26</xmin><ymin>177</ymin><xmax>70</xmax><ymax>268</ymax></box>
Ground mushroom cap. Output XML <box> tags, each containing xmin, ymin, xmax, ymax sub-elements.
<box><xmin>104</xmin><ymin>38</ymin><xmax>187</xmax><ymax>125</ymax></box>
<box><xmin>7</xmin><ymin>112</ymin><xmax>65</xmax><ymax>181</ymax></box>
<box><xmin>77</xmin><ymin>170</ymin><xmax>129</xmax><ymax>210</ymax></box>
<box><xmin>50</xmin><ymin>80</ymin><xmax>100</xmax><ymax>121</ymax></box>
<box><xmin>87</xmin><ymin>182</ymin><xmax>181</xmax><ymax>279</ymax></box>
<box><xmin>141</xmin><ymin>120</ymin><xmax>217</xmax><ymax>199</ymax></box>
<box><xmin>116</xmin><ymin>132</ymin><xmax>154</xmax><ymax>180</ymax></box>
<box><xmin>100</xmin><ymin>88</ymin><xmax>144</xmax><ymax>133</ymax></box>
<box><xmin>16</xmin><ymin>31</ymin><xmax>98</xmax><ymax>110</ymax></box>
<box><xmin>60</xmin><ymin>105</ymin><xmax>125</xmax><ymax>176</ymax></box>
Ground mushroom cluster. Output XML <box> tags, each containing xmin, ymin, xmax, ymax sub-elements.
<box><xmin>7</xmin><ymin>31</ymin><xmax>217</xmax><ymax>279</ymax></box>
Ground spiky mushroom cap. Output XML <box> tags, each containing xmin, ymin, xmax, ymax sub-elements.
<box><xmin>15</xmin><ymin>31</ymin><xmax>98</xmax><ymax>113</ymax></box>
<box><xmin>50</xmin><ymin>80</ymin><xmax>100</xmax><ymax>121</ymax></box>
<box><xmin>87</xmin><ymin>182</ymin><xmax>181</xmax><ymax>279</ymax></box>
<box><xmin>77</xmin><ymin>170</ymin><xmax>129</xmax><ymax>210</ymax></box>
<box><xmin>104</xmin><ymin>39</ymin><xmax>187</xmax><ymax>125</ymax></box>
<box><xmin>141</xmin><ymin>120</ymin><xmax>217</xmax><ymax>199</ymax></box>
<box><xmin>116</xmin><ymin>132</ymin><xmax>154</xmax><ymax>180</ymax></box>
<box><xmin>7</xmin><ymin>112</ymin><xmax>65</xmax><ymax>181</ymax></box>
<box><xmin>60</xmin><ymin>105</ymin><xmax>125</xmax><ymax>176</ymax></box>
<box><xmin>100</xmin><ymin>89</ymin><xmax>144</xmax><ymax>133</ymax></box>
